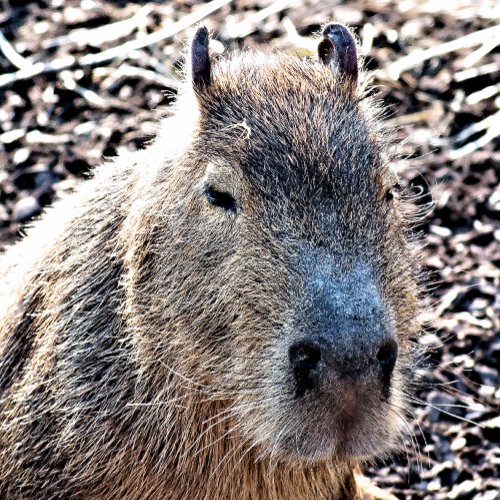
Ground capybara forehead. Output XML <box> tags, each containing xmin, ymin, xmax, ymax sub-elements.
<box><xmin>194</xmin><ymin>54</ymin><xmax>387</xmax><ymax>195</ymax></box>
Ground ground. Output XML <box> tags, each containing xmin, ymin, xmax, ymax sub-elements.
<box><xmin>0</xmin><ymin>1</ymin><xmax>498</xmax><ymax>498</ymax></box>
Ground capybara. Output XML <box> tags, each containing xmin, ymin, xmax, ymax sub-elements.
<box><xmin>0</xmin><ymin>24</ymin><xmax>421</xmax><ymax>499</ymax></box>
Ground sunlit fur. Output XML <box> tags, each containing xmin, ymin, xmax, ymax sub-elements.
<box><xmin>0</xmin><ymin>41</ymin><xmax>421</xmax><ymax>499</ymax></box>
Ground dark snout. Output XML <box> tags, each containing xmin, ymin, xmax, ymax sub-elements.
<box><xmin>289</xmin><ymin>266</ymin><xmax>398</xmax><ymax>400</ymax></box>
<box><xmin>289</xmin><ymin>333</ymin><xmax>397</xmax><ymax>399</ymax></box>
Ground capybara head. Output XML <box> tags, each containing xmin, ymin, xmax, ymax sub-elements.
<box><xmin>125</xmin><ymin>24</ymin><xmax>421</xmax><ymax>466</ymax></box>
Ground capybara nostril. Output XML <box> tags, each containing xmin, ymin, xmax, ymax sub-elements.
<box><xmin>289</xmin><ymin>341</ymin><xmax>322</xmax><ymax>397</ymax></box>
<box><xmin>376</xmin><ymin>338</ymin><xmax>398</xmax><ymax>385</ymax></box>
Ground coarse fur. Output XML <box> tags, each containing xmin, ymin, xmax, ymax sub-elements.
<box><xmin>0</xmin><ymin>26</ymin><xmax>421</xmax><ymax>499</ymax></box>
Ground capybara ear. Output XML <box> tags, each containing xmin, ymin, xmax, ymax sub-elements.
<box><xmin>318</xmin><ymin>23</ymin><xmax>358</xmax><ymax>91</ymax></box>
<box><xmin>191</xmin><ymin>26</ymin><xmax>211</xmax><ymax>90</ymax></box>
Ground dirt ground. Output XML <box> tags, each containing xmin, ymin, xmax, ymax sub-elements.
<box><xmin>0</xmin><ymin>1</ymin><xmax>498</xmax><ymax>498</ymax></box>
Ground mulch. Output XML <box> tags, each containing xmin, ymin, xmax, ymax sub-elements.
<box><xmin>0</xmin><ymin>1</ymin><xmax>498</xmax><ymax>498</ymax></box>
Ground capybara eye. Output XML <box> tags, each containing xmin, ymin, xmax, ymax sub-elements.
<box><xmin>204</xmin><ymin>185</ymin><xmax>237</xmax><ymax>213</ymax></box>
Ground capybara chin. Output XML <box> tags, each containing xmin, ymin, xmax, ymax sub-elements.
<box><xmin>0</xmin><ymin>23</ymin><xmax>421</xmax><ymax>499</ymax></box>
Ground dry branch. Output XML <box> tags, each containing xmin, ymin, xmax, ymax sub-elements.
<box><xmin>462</xmin><ymin>37</ymin><xmax>500</xmax><ymax>67</ymax></box>
<box><xmin>0</xmin><ymin>31</ymin><xmax>31</xmax><ymax>70</ymax></box>
<box><xmin>39</xmin><ymin>5</ymin><xmax>153</xmax><ymax>50</ymax></box>
<box><xmin>0</xmin><ymin>0</ymin><xmax>234</xmax><ymax>88</ymax></box>
<box><xmin>466</xmin><ymin>83</ymin><xmax>500</xmax><ymax>105</ymax></box>
<box><xmin>0</xmin><ymin>28</ymin><xmax>104</xmax><ymax>106</ymax></box>
<box><xmin>386</xmin><ymin>25</ymin><xmax>500</xmax><ymax>80</ymax></box>
<box><xmin>449</xmin><ymin>110</ymin><xmax>500</xmax><ymax>159</ymax></box>
<box><xmin>226</xmin><ymin>0</ymin><xmax>296</xmax><ymax>39</ymax></box>
<box><xmin>454</xmin><ymin>62</ymin><xmax>500</xmax><ymax>82</ymax></box>
<box><xmin>94</xmin><ymin>64</ymin><xmax>178</xmax><ymax>91</ymax></box>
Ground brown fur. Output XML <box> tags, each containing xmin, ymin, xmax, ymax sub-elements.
<box><xmin>0</xmin><ymin>30</ymin><xmax>420</xmax><ymax>499</ymax></box>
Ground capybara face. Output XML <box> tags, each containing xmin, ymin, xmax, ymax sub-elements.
<box><xmin>129</xmin><ymin>27</ymin><xmax>420</xmax><ymax>466</ymax></box>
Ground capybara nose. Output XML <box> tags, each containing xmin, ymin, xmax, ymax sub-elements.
<box><xmin>376</xmin><ymin>338</ymin><xmax>398</xmax><ymax>386</ymax></box>
<box><xmin>289</xmin><ymin>334</ymin><xmax>398</xmax><ymax>398</ymax></box>
<box><xmin>289</xmin><ymin>340</ymin><xmax>322</xmax><ymax>397</ymax></box>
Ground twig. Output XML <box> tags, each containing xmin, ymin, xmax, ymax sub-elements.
<box><xmin>453</xmin><ymin>111</ymin><xmax>499</xmax><ymax>144</ymax></box>
<box><xmin>0</xmin><ymin>128</ymin><xmax>25</xmax><ymax>144</ymax></box>
<box><xmin>0</xmin><ymin>0</ymin><xmax>234</xmax><ymax>89</ymax></box>
<box><xmin>0</xmin><ymin>30</ymin><xmax>31</xmax><ymax>69</ymax></box>
<box><xmin>384</xmin><ymin>0</ymin><xmax>500</xmax><ymax>20</ymax></box>
<box><xmin>449</xmin><ymin>127</ymin><xmax>498</xmax><ymax>160</ymax></box>
<box><xmin>462</xmin><ymin>37</ymin><xmax>500</xmax><ymax>68</ymax></box>
<box><xmin>466</xmin><ymin>83</ymin><xmax>500</xmax><ymax>105</ymax></box>
<box><xmin>226</xmin><ymin>0</ymin><xmax>295</xmax><ymax>39</ymax></box>
<box><xmin>0</xmin><ymin>29</ymin><xmax>105</xmax><ymax>107</ymax></box>
<box><xmin>25</xmin><ymin>129</ymin><xmax>72</xmax><ymax>145</ymax></box>
<box><xmin>39</xmin><ymin>5</ymin><xmax>153</xmax><ymax>50</ymax></box>
<box><xmin>94</xmin><ymin>64</ymin><xmax>178</xmax><ymax>91</ymax></box>
<box><xmin>385</xmin><ymin>25</ymin><xmax>500</xmax><ymax>80</ymax></box>
<box><xmin>454</xmin><ymin>62</ymin><xmax>500</xmax><ymax>82</ymax></box>
<box><xmin>449</xmin><ymin>110</ymin><xmax>500</xmax><ymax>160</ymax></box>
<box><xmin>0</xmin><ymin>55</ymin><xmax>72</xmax><ymax>88</ymax></box>
<box><xmin>75</xmin><ymin>0</ymin><xmax>233</xmax><ymax>65</ymax></box>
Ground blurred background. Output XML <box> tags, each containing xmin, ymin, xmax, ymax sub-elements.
<box><xmin>0</xmin><ymin>1</ymin><xmax>498</xmax><ymax>498</ymax></box>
